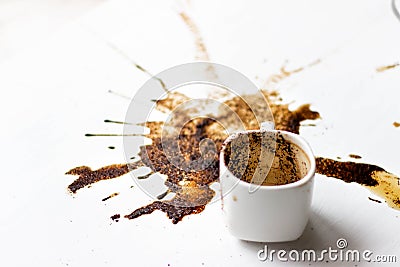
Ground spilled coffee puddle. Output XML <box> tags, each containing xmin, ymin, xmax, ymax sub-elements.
<box><xmin>265</xmin><ymin>59</ymin><xmax>321</xmax><ymax>84</ymax></box>
<box><xmin>376</xmin><ymin>63</ymin><xmax>399</xmax><ymax>72</ymax></box>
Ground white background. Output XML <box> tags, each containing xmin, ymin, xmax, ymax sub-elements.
<box><xmin>0</xmin><ymin>0</ymin><xmax>399</xmax><ymax>266</ymax></box>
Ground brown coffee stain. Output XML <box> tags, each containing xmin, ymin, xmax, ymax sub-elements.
<box><xmin>110</xmin><ymin>214</ymin><xmax>120</xmax><ymax>222</ymax></box>
<box><xmin>316</xmin><ymin>158</ymin><xmax>380</xmax><ymax>186</ymax></box>
<box><xmin>349</xmin><ymin>154</ymin><xmax>362</xmax><ymax>159</ymax></box>
<box><xmin>179</xmin><ymin>12</ymin><xmax>210</xmax><ymax>61</ymax></box>
<box><xmin>316</xmin><ymin>157</ymin><xmax>400</xmax><ymax>210</ymax></box>
<box><xmin>178</xmin><ymin>12</ymin><xmax>220</xmax><ymax>96</ymax></box>
<box><xmin>393</xmin><ymin>121</ymin><xmax>400</xmax><ymax>128</ymax></box>
<box><xmin>376</xmin><ymin>63</ymin><xmax>399</xmax><ymax>72</ymax></box>
<box><xmin>223</xmin><ymin>91</ymin><xmax>320</xmax><ymax>133</ymax></box>
<box><xmin>104</xmin><ymin>42</ymin><xmax>167</xmax><ymax>92</ymax></box>
<box><xmin>368</xmin><ymin>197</ymin><xmax>382</xmax><ymax>204</ymax></box>
<box><xmin>65</xmin><ymin>162</ymin><xmax>143</xmax><ymax>193</ymax></box>
<box><xmin>102</xmin><ymin>192</ymin><xmax>119</xmax><ymax>202</ymax></box>
<box><xmin>125</xmin><ymin>180</ymin><xmax>214</xmax><ymax>224</ymax></box>
<box><xmin>265</xmin><ymin>59</ymin><xmax>321</xmax><ymax>85</ymax></box>
<box><xmin>270</xmin><ymin>103</ymin><xmax>320</xmax><ymax>134</ymax></box>
<box><xmin>370</xmin><ymin>171</ymin><xmax>400</xmax><ymax>209</ymax></box>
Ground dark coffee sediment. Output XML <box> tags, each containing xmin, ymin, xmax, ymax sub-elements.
<box><xmin>223</xmin><ymin>131</ymin><xmax>310</xmax><ymax>186</ymax></box>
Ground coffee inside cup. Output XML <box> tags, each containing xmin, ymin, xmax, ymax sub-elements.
<box><xmin>222</xmin><ymin>131</ymin><xmax>310</xmax><ymax>186</ymax></box>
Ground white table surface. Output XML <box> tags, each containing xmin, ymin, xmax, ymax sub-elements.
<box><xmin>1</xmin><ymin>0</ymin><xmax>399</xmax><ymax>266</ymax></box>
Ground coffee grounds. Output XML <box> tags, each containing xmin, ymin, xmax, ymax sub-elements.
<box><xmin>316</xmin><ymin>157</ymin><xmax>380</xmax><ymax>186</ymax></box>
<box><xmin>66</xmin><ymin>162</ymin><xmax>143</xmax><ymax>193</ymax></box>
<box><xmin>224</xmin><ymin>131</ymin><xmax>307</xmax><ymax>186</ymax></box>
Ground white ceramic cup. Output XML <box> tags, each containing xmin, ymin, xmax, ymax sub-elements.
<box><xmin>219</xmin><ymin>128</ymin><xmax>315</xmax><ymax>242</ymax></box>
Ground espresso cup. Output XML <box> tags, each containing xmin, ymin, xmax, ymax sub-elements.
<box><xmin>219</xmin><ymin>128</ymin><xmax>315</xmax><ymax>242</ymax></box>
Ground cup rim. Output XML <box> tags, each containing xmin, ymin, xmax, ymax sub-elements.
<box><xmin>220</xmin><ymin>129</ymin><xmax>316</xmax><ymax>190</ymax></box>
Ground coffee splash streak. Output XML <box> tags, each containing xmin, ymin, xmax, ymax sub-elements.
<box><xmin>85</xmin><ymin>133</ymin><xmax>143</xmax><ymax>137</ymax></box>
<box><xmin>102</xmin><ymin>192</ymin><xmax>119</xmax><ymax>202</ymax></box>
<box><xmin>179</xmin><ymin>12</ymin><xmax>210</xmax><ymax>61</ymax></box>
<box><xmin>368</xmin><ymin>197</ymin><xmax>382</xmax><ymax>204</ymax></box>
<box><xmin>178</xmin><ymin>11</ymin><xmax>221</xmax><ymax>97</ymax></box>
<box><xmin>66</xmin><ymin>162</ymin><xmax>143</xmax><ymax>193</ymax></box>
<box><xmin>376</xmin><ymin>63</ymin><xmax>399</xmax><ymax>72</ymax></box>
<box><xmin>124</xmin><ymin>116</ymin><xmax>223</xmax><ymax>223</ymax></box>
<box><xmin>265</xmin><ymin>59</ymin><xmax>321</xmax><ymax>85</ymax></box>
<box><xmin>104</xmin><ymin>119</ymin><xmax>135</xmax><ymax>125</ymax></box>
<box><xmin>349</xmin><ymin>154</ymin><xmax>362</xmax><ymax>159</ymax></box>
<box><xmin>105</xmin><ymin>41</ymin><xmax>167</xmax><ymax>92</ymax></box>
<box><xmin>137</xmin><ymin>172</ymin><xmax>154</xmax><ymax>180</ymax></box>
<box><xmin>316</xmin><ymin>158</ymin><xmax>380</xmax><ymax>186</ymax></box>
<box><xmin>125</xmin><ymin>180</ymin><xmax>214</xmax><ymax>224</ymax></box>
<box><xmin>316</xmin><ymin>158</ymin><xmax>400</xmax><ymax>210</ymax></box>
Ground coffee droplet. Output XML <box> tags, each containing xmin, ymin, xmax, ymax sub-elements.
<box><xmin>349</xmin><ymin>154</ymin><xmax>362</xmax><ymax>159</ymax></box>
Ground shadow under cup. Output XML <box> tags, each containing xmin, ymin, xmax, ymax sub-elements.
<box><xmin>219</xmin><ymin>130</ymin><xmax>315</xmax><ymax>242</ymax></box>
